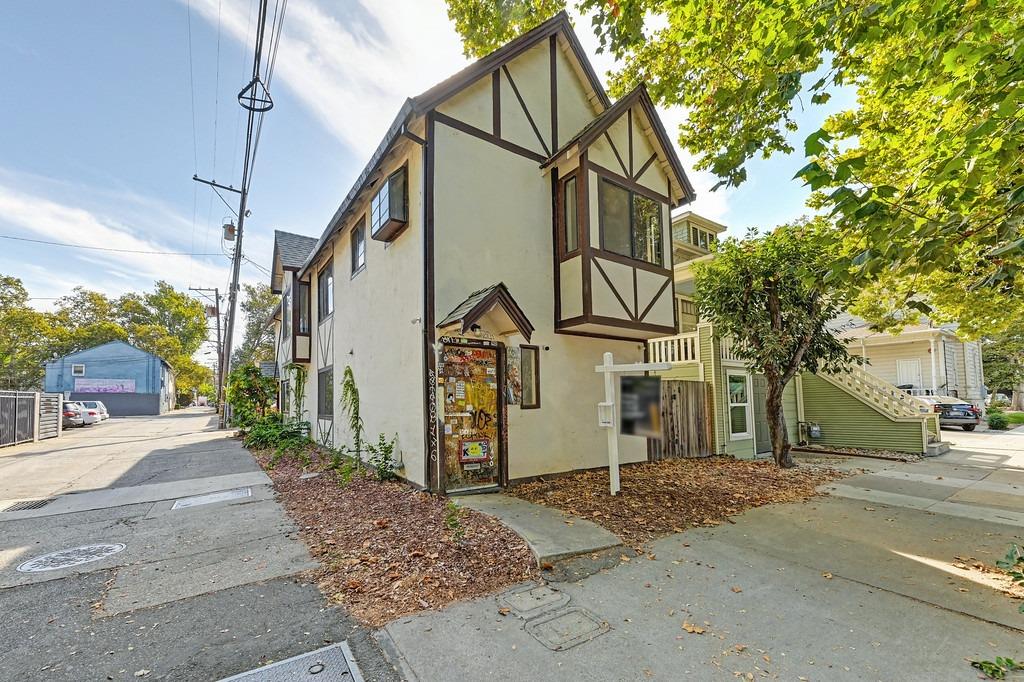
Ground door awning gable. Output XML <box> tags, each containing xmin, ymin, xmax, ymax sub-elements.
<box><xmin>437</xmin><ymin>283</ymin><xmax>535</xmax><ymax>342</ymax></box>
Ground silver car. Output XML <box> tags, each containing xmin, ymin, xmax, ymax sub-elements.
<box><xmin>80</xmin><ymin>400</ymin><xmax>109</xmax><ymax>420</ymax></box>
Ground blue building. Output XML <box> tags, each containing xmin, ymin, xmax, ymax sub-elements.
<box><xmin>44</xmin><ymin>341</ymin><xmax>176</xmax><ymax>415</ymax></box>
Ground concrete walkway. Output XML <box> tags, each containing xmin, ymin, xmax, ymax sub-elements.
<box><xmin>455</xmin><ymin>493</ymin><xmax>622</xmax><ymax>564</ymax></box>
<box><xmin>0</xmin><ymin>409</ymin><xmax>396</xmax><ymax>682</ymax></box>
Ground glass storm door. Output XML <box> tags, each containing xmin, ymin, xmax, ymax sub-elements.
<box><xmin>440</xmin><ymin>342</ymin><xmax>502</xmax><ymax>493</ymax></box>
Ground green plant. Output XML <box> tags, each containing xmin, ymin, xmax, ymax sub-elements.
<box><xmin>996</xmin><ymin>544</ymin><xmax>1024</xmax><ymax>613</ymax></box>
<box><xmin>242</xmin><ymin>413</ymin><xmax>312</xmax><ymax>464</ymax></box>
<box><xmin>366</xmin><ymin>433</ymin><xmax>399</xmax><ymax>481</ymax></box>
<box><xmin>970</xmin><ymin>657</ymin><xmax>1024</xmax><ymax>680</ymax></box>
<box><xmin>339</xmin><ymin>366</ymin><xmax>365</xmax><ymax>471</ymax></box>
<box><xmin>286</xmin><ymin>362</ymin><xmax>308</xmax><ymax>422</ymax></box>
<box><xmin>444</xmin><ymin>499</ymin><xmax>465</xmax><ymax>543</ymax></box>
<box><xmin>224</xmin><ymin>365</ymin><xmax>277</xmax><ymax>428</ymax></box>
<box><xmin>988</xmin><ymin>412</ymin><xmax>1010</xmax><ymax>430</ymax></box>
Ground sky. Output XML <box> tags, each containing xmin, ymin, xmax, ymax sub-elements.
<box><xmin>0</xmin><ymin>0</ymin><xmax>856</xmax><ymax>353</ymax></box>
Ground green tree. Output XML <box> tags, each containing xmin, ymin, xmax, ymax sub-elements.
<box><xmin>224</xmin><ymin>364</ymin><xmax>277</xmax><ymax>427</ymax></box>
<box><xmin>444</xmin><ymin>0</ymin><xmax>1024</xmax><ymax>335</ymax></box>
<box><xmin>0</xmin><ymin>276</ymin><xmax>57</xmax><ymax>390</ymax></box>
<box><xmin>983</xmin><ymin>330</ymin><xmax>1024</xmax><ymax>410</ymax></box>
<box><xmin>693</xmin><ymin>219</ymin><xmax>855</xmax><ymax>467</ymax></box>
<box><xmin>232</xmin><ymin>283</ymin><xmax>278</xmax><ymax>368</ymax></box>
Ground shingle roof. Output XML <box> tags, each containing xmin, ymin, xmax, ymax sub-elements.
<box><xmin>274</xmin><ymin>230</ymin><xmax>318</xmax><ymax>269</ymax></box>
<box><xmin>437</xmin><ymin>283</ymin><xmax>534</xmax><ymax>341</ymax></box>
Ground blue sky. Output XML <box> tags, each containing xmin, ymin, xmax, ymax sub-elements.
<box><xmin>0</xmin><ymin>1</ymin><xmax>854</xmax><ymax>338</ymax></box>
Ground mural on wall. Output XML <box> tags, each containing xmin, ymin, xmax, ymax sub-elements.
<box><xmin>440</xmin><ymin>339</ymin><xmax>501</xmax><ymax>492</ymax></box>
<box><xmin>74</xmin><ymin>378</ymin><xmax>136</xmax><ymax>393</ymax></box>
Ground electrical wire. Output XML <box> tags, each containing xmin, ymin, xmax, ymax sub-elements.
<box><xmin>0</xmin><ymin>234</ymin><xmax>226</xmax><ymax>256</ymax></box>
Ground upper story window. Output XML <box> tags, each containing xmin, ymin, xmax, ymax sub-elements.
<box><xmin>560</xmin><ymin>176</ymin><xmax>579</xmax><ymax>255</ymax></box>
<box><xmin>71</xmin><ymin>363</ymin><xmax>86</xmax><ymax>377</ymax></box>
<box><xmin>296</xmin><ymin>282</ymin><xmax>310</xmax><ymax>334</ymax></box>
<box><xmin>690</xmin><ymin>225</ymin><xmax>716</xmax><ymax>251</ymax></box>
<box><xmin>282</xmin><ymin>287</ymin><xmax>292</xmax><ymax>340</ymax></box>
<box><xmin>369</xmin><ymin>166</ymin><xmax>408</xmax><ymax>242</ymax></box>
<box><xmin>351</xmin><ymin>218</ymin><xmax>366</xmax><ymax>275</ymax></box>
<box><xmin>317</xmin><ymin>260</ymin><xmax>334</xmax><ymax>320</ymax></box>
<box><xmin>599</xmin><ymin>179</ymin><xmax>664</xmax><ymax>267</ymax></box>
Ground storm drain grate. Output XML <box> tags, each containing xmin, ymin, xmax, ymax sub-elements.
<box><xmin>2</xmin><ymin>498</ymin><xmax>54</xmax><ymax>513</ymax></box>
<box><xmin>218</xmin><ymin>642</ymin><xmax>363</xmax><ymax>681</ymax></box>
<box><xmin>17</xmin><ymin>543</ymin><xmax>126</xmax><ymax>573</ymax></box>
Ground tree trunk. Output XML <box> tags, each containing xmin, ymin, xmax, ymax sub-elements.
<box><xmin>765</xmin><ymin>378</ymin><xmax>795</xmax><ymax>468</ymax></box>
<box><xmin>1012</xmin><ymin>384</ymin><xmax>1024</xmax><ymax>411</ymax></box>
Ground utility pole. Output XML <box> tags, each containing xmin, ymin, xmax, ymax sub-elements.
<box><xmin>192</xmin><ymin>0</ymin><xmax>276</xmax><ymax>427</ymax></box>
<box><xmin>190</xmin><ymin>286</ymin><xmax>223</xmax><ymax>410</ymax></box>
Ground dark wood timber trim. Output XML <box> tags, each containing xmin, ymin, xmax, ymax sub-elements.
<box><xmin>603</xmin><ymin>131</ymin><xmax>629</xmax><ymax>177</ymax></box>
<box><xmin>579</xmin><ymin>151</ymin><xmax>592</xmax><ymax>318</ymax></box>
<box><xmin>638</xmin><ymin>275</ymin><xmax>672</xmax><ymax>322</ymax></box>
<box><xmin>585</xmin><ymin>314</ymin><xmax>676</xmax><ymax>335</ymax></box>
<box><xmin>423</xmin><ymin>111</ymin><xmax>438</xmax><ymax>492</ymax></box>
<box><xmin>632</xmin><ymin>267</ymin><xmax>639</xmax><ymax>319</ymax></box>
<box><xmin>551</xmin><ymin>168</ymin><xmax>562</xmax><ymax>326</ymax></box>
<box><xmin>520</xmin><ymin>344</ymin><xmax>541</xmax><ymax>409</ymax></box>
<box><xmin>590</xmin><ymin>161</ymin><xmax>671</xmax><ymax>204</ymax></box>
<box><xmin>434</xmin><ymin>111</ymin><xmax>546</xmax><ymax>163</ymax></box>
<box><xmin>554</xmin><ymin>327</ymin><xmax>650</xmax><ymax>342</ymax></box>
<box><xmin>635</xmin><ymin>152</ymin><xmax>657</xmax><ymax>181</ymax></box>
<box><xmin>501</xmin><ymin>64</ymin><xmax>550</xmax><ymax>157</ymax></box>
<box><xmin>593</xmin><ymin>248</ymin><xmax>672</xmax><ymax>277</ymax></box>
<box><xmin>491</xmin><ymin>70</ymin><xmax>500</xmax><ymax>137</ymax></box>
<box><xmin>549</xmin><ymin>35</ymin><xmax>558</xmax><ymax>152</ymax></box>
<box><xmin>627</xmin><ymin>107</ymin><xmax>634</xmax><ymax>177</ymax></box>
<box><xmin>592</xmin><ymin>257</ymin><xmax>636</xmax><ymax>321</ymax></box>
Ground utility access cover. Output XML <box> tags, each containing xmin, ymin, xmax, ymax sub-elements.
<box><xmin>172</xmin><ymin>487</ymin><xmax>252</xmax><ymax>510</ymax></box>
<box><xmin>525</xmin><ymin>607</ymin><xmax>610</xmax><ymax>651</ymax></box>
<box><xmin>497</xmin><ymin>584</ymin><xmax>570</xmax><ymax>619</ymax></box>
<box><xmin>17</xmin><ymin>543</ymin><xmax>126</xmax><ymax>573</ymax></box>
<box><xmin>219</xmin><ymin>643</ymin><xmax>363</xmax><ymax>681</ymax></box>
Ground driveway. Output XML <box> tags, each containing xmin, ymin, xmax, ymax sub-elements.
<box><xmin>0</xmin><ymin>409</ymin><xmax>396</xmax><ymax>682</ymax></box>
<box><xmin>383</xmin><ymin>431</ymin><xmax>1024</xmax><ymax>681</ymax></box>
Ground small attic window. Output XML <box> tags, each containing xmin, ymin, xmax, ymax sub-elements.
<box><xmin>72</xmin><ymin>364</ymin><xmax>86</xmax><ymax>377</ymax></box>
<box><xmin>370</xmin><ymin>166</ymin><xmax>408</xmax><ymax>242</ymax></box>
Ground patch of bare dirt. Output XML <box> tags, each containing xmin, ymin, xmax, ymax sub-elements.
<box><xmin>795</xmin><ymin>444</ymin><xmax>923</xmax><ymax>462</ymax></box>
<box><xmin>509</xmin><ymin>457</ymin><xmax>849</xmax><ymax>548</ymax></box>
<box><xmin>255</xmin><ymin>449</ymin><xmax>536</xmax><ymax>627</ymax></box>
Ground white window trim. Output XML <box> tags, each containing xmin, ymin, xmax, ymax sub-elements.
<box><xmin>725</xmin><ymin>371</ymin><xmax>752</xmax><ymax>441</ymax></box>
<box><xmin>71</xmin><ymin>363</ymin><xmax>86</xmax><ymax>377</ymax></box>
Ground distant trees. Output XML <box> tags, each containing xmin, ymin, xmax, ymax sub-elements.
<box><xmin>232</xmin><ymin>283</ymin><xmax>278</xmax><ymax>369</ymax></box>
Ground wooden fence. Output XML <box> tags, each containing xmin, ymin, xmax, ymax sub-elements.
<box><xmin>649</xmin><ymin>379</ymin><xmax>713</xmax><ymax>459</ymax></box>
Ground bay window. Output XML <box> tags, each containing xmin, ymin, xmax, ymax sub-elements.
<box><xmin>598</xmin><ymin>178</ymin><xmax>664</xmax><ymax>266</ymax></box>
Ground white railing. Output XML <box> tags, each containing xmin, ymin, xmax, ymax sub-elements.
<box><xmin>821</xmin><ymin>364</ymin><xmax>933</xmax><ymax>420</ymax></box>
<box><xmin>720</xmin><ymin>336</ymin><xmax>743</xmax><ymax>362</ymax></box>
<box><xmin>648</xmin><ymin>331</ymin><xmax>700</xmax><ymax>364</ymax></box>
<box><xmin>903</xmin><ymin>387</ymin><xmax>935</xmax><ymax>397</ymax></box>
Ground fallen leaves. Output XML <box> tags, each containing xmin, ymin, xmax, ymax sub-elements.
<box><xmin>509</xmin><ymin>457</ymin><xmax>847</xmax><ymax>546</ymax></box>
<box><xmin>682</xmin><ymin>621</ymin><xmax>706</xmax><ymax>634</ymax></box>
<box><xmin>731</xmin><ymin>586</ymin><xmax>743</xmax><ymax>593</ymax></box>
<box><xmin>822</xmin><ymin>572</ymin><xmax>833</xmax><ymax>580</ymax></box>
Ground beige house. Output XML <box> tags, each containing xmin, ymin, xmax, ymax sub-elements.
<box><xmin>269</xmin><ymin>13</ymin><xmax>695</xmax><ymax>493</ymax></box>
<box><xmin>834</xmin><ymin>315</ymin><xmax>986</xmax><ymax>408</ymax></box>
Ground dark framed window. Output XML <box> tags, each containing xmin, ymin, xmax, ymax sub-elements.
<box><xmin>317</xmin><ymin>367</ymin><xmax>334</xmax><ymax>419</ymax></box>
<box><xmin>317</xmin><ymin>260</ymin><xmax>334</xmax><ymax>320</ymax></box>
<box><xmin>599</xmin><ymin>178</ymin><xmax>664</xmax><ymax>266</ymax></box>
<box><xmin>71</xmin><ymin>363</ymin><xmax>86</xmax><ymax>376</ymax></box>
<box><xmin>351</xmin><ymin>218</ymin><xmax>366</xmax><ymax>275</ymax></box>
<box><xmin>296</xmin><ymin>282</ymin><xmax>310</xmax><ymax>334</ymax></box>
<box><xmin>520</xmin><ymin>345</ymin><xmax>540</xmax><ymax>409</ymax></box>
<box><xmin>369</xmin><ymin>166</ymin><xmax>409</xmax><ymax>241</ymax></box>
<box><xmin>560</xmin><ymin>175</ymin><xmax>579</xmax><ymax>255</ymax></box>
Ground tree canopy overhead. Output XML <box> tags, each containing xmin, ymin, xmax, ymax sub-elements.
<box><xmin>444</xmin><ymin>0</ymin><xmax>1024</xmax><ymax>336</ymax></box>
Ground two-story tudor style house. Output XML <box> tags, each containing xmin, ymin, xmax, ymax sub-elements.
<box><xmin>270</xmin><ymin>13</ymin><xmax>695</xmax><ymax>493</ymax></box>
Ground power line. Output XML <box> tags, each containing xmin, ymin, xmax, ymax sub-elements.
<box><xmin>0</xmin><ymin>234</ymin><xmax>226</xmax><ymax>256</ymax></box>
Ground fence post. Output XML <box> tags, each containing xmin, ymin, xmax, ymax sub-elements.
<box><xmin>32</xmin><ymin>392</ymin><xmax>40</xmax><ymax>442</ymax></box>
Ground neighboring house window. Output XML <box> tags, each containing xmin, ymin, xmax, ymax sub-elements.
<box><xmin>282</xmin><ymin>288</ymin><xmax>291</xmax><ymax>340</ymax></box>
<box><xmin>296</xmin><ymin>282</ymin><xmax>310</xmax><ymax>334</ymax></box>
<box><xmin>561</xmin><ymin>176</ymin><xmax>578</xmax><ymax>254</ymax></box>
<box><xmin>71</xmin><ymin>364</ymin><xmax>86</xmax><ymax>377</ymax></box>
<box><xmin>317</xmin><ymin>260</ymin><xmax>334</xmax><ymax>319</ymax></box>
<box><xmin>369</xmin><ymin>166</ymin><xmax>409</xmax><ymax>241</ymax></box>
<box><xmin>317</xmin><ymin>367</ymin><xmax>334</xmax><ymax>419</ymax></box>
<box><xmin>727</xmin><ymin>372</ymin><xmax>751</xmax><ymax>438</ymax></box>
<box><xmin>520</xmin><ymin>345</ymin><xmax>540</xmax><ymax>409</ymax></box>
<box><xmin>599</xmin><ymin>178</ymin><xmax>664</xmax><ymax>266</ymax></box>
<box><xmin>688</xmin><ymin>225</ymin><xmax>716</xmax><ymax>250</ymax></box>
<box><xmin>351</xmin><ymin>218</ymin><xmax>366</xmax><ymax>275</ymax></box>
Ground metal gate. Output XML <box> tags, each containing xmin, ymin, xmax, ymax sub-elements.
<box><xmin>649</xmin><ymin>380</ymin><xmax>712</xmax><ymax>459</ymax></box>
<box><xmin>0</xmin><ymin>391</ymin><xmax>36</xmax><ymax>448</ymax></box>
<box><xmin>38</xmin><ymin>393</ymin><xmax>61</xmax><ymax>440</ymax></box>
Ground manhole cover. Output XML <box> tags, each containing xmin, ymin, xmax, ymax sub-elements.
<box><xmin>2</xmin><ymin>498</ymin><xmax>53</xmax><ymax>512</ymax></box>
<box><xmin>172</xmin><ymin>487</ymin><xmax>251</xmax><ymax>510</ymax></box>
<box><xmin>498</xmin><ymin>584</ymin><xmax>570</xmax><ymax>619</ymax></box>
<box><xmin>525</xmin><ymin>607</ymin><xmax>610</xmax><ymax>651</ymax></box>
<box><xmin>17</xmin><ymin>543</ymin><xmax>126</xmax><ymax>573</ymax></box>
<box><xmin>218</xmin><ymin>642</ymin><xmax>363</xmax><ymax>681</ymax></box>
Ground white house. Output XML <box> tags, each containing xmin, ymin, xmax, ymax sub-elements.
<box><xmin>269</xmin><ymin>12</ymin><xmax>695</xmax><ymax>493</ymax></box>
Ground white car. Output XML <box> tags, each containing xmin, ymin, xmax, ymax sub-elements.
<box><xmin>80</xmin><ymin>400</ymin><xmax>109</xmax><ymax>420</ymax></box>
<box><xmin>73</xmin><ymin>401</ymin><xmax>102</xmax><ymax>426</ymax></box>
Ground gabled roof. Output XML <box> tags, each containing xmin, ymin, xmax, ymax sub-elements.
<box><xmin>271</xmin><ymin>230</ymin><xmax>318</xmax><ymax>292</ymax></box>
<box><xmin>48</xmin><ymin>340</ymin><xmax>172</xmax><ymax>369</ymax></box>
<box><xmin>543</xmin><ymin>84</ymin><xmax>696</xmax><ymax>205</ymax></box>
<box><xmin>437</xmin><ymin>283</ymin><xmax>535</xmax><ymax>342</ymax></box>
<box><xmin>298</xmin><ymin>12</ymin><xmax>610</xmax><ymax>279</ymax></box>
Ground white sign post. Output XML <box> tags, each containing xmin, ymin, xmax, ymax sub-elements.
<box><xmin>595</xmin><ymin>352</ymin><xmax>671</xmax><ymax>495</ymax></box>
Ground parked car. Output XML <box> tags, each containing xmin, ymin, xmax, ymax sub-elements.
<box><xmin>72</xmin><ymin>401</ymin><xmax>101</xmax><ymax>426</ymax></box>
<box><xmin>80</xmin><ymin>400</ymin><xmax>109</xmax><ymax>420</ymax></box>
<box><xmin>919</xmin><ymin>396</ymin><xmax>982</xmax><ymax>431</ymax></box>
<box><xmin>62</xmin><ymin>402</ymin><xmax>85</xmax><ymax>428</ymax></box>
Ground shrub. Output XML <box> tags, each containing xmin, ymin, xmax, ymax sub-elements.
<box><xmin>366</xmin><ymin>433</ymin><xmax>399</xmax><ymax>481</ymax></box>
<box><xmin>243</xmin><ymin>413</ymin><xmax>312</xmax><ymax>455</ymax></box>
<box><xmin>225</xmin><ymin>365</ymin><xmax>277</xmax><ymax>428</ymax></box>
<box><xmin>988</xmin><ymin>412</ymin><xmax>1010</xmax><ymax>430</ymax></box>
<box><xmin>444</xmin><ymin>499</ymin><xmax>465</xmax><ymax>543</ymax></box>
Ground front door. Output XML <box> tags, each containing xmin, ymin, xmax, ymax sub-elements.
<box><xmin>439</xmin><ymin>340</ymin><xmax>503</xmax><ymax>493</ymax></box>
<box><xmin>751</xmin><ymin>374</ymin><xmax>771</xmax><ymax>454</ymax></box>
<box><xmin>896</xmin><ymin>359</ymin><xmax>923</xmax><ymax>389</ymax></box>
